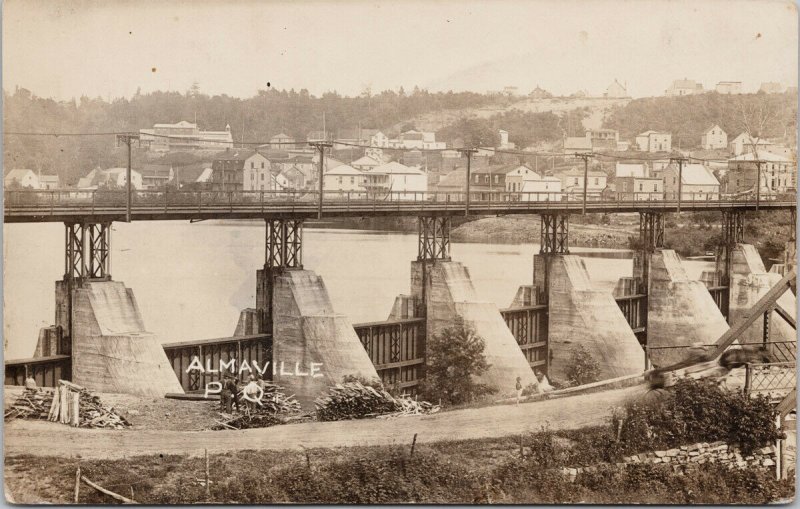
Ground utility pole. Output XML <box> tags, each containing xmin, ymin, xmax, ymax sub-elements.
<box><xmin>670</xmin><ymin>156</ymin><xmax>688</xmax><ymax>215</ymax></box>
<box><xmin>755</xmin><ymin>159</ymin><xmax>762</xmax><ymax>212</ymax></box>
<box><xmin>576</xmin><ymin>152</ymin><xmax>594</xmax><ymax>215</ymax></box>
<box><xmin>458</xmin><ymin>148</ymin><xmax>478</xmax><ymax>216</ymax></box>
<box><xmin>311</xmin><ymin>141</ymin><xmax>332</xmax><ymax>219</ymax></box>
<box><xmin>115</xmin><ymin>133</ymin><xmax>140</xmax><ymax>223</ymax></box>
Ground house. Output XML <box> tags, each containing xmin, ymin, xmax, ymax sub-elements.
<box><xmin>759</xmin><ymin>82</ymin><xmax>784</xmax><ymax>94</ymax></box>
<box><xmin>242</xmin><ymin>153</ymin><xmax>273</xmax><ymax>191</ymax></box>
<box><xmin>363</xmin><ymin>161</ymin><xmax>427</xmax><ymax>199</ymax></box>
<box><xmin>635</xmin><ymin>131</ymin><xmax>672</xmax><ymax>153</ymax></box>
<box><xmin>519</xmin><ymin>174</ymin><xmax>562</xmax><ymax>201</ymax></box>
<box><xmin>616</xmin><ymin>176</ymin><xmax>662</xmax><ymax>201</ymax></box>
<box><xmin>210</xmin><ymin>149</ymin><xmax>268</xmax><ymax>192</ymax></box>
<box><xmin>4</xmin><ymin>169</ymin><xmax>40</xmax><ymax>189</ymax></box>
<box><xmin>498</xmin><ymin>130</ymin><xmax>515</xmax><ymax>149</ymax></box>
<box><xmin>195</xmin><ymin>167</ymin><xmax>214</xmax><ymax>184</ymax></box>
<box><xmin>563</xmin><ymin>136</ymin><xmax>592</xmax><ymax>155</ymax></box>
<box><xmin>140</xmin><ymin>164</ymin><xmax>174</xmax><ymax>189</ymax></box>
<box><xmin>435</xmin><ymin>167</ymin><xmax>467</xmax><ymax>200</ymax></box>
<box><xmin>469</xmin><ymin>165</ymin><xmax>525</xmax><ymax>198</ymax></box>
<box><xmin>323</xmin><ymin>164</ymin><xmax>365</xmax><ymax>192</ymax></box>
<box><xmin>662</xmin><ymin>163</ymin><xmax>720</xmax><ymax>200</ymax></box>
<box><xmin>39</xmin><ymin>175</ymin><xmax>60</xmax><ymax>189</ymax></box>
<box><xmin>139</xmin><ymin>121</ymin><xmax>233</xmax><ymax>152</ymax></box>
<box><xmin>728</xmin><ymin>133</ymin><xmax>774</xmax><ymax>156</ymax></box>
<box><xmin>529</xmin><ymin>85</ymin><xmax>552</xmax><ymax>99</ymax></box>
<box><xmin>269</xmin><ymin>133</ymin><xmax>295</xmax><ymax>149</ymax></box>
<box><xmin>350</xmin><ymin>155</ymin><xmax>382</xmax><ymax>172</ymax></box>
<box><xmin>727</xmin><ymin>151</ymin><xmax>795</xmax><ymax>195</ymax></box>
<box><xmin>585</xmin><ymin>129</ymin><xmax>619</xmax><ymax>151</ymax></box>
<box><xmin>665</xmin><ymin>79</ymin><xmax>703</xmax><ymax>96</ymax></box>
<box><xmin>77</xmin><ymin>168</ymin><xmax>143</xmax><ymax>190</ymax></box>
<box><xmin>370</xmin><ymin>131</ymin><xmax>390</xmax><ymax>148</ymax></box>
<box><xmin>615</xmin><ymin>163</ymin><xmax>648</xmax><ymax>178</ymax></box>
<box><xmin>558</xmin><ymin>168</ymin><xmax>607</xmax><ymax>198</ymax></box>
<box><xmin>700</xmin><ymin>125</ymin><xmax>728</xmax><ymax>150</ymax></box>
<box><xmin>715</xmin><ymin>81</ymin><xmax>742</xmax><ymax>94</ymax></box>
<box><xmin>387</xmin><ymin>130</ymin><xmax>446</xmax><ymax>150</ymax></box>
<box><xmin>505</xmin><ymin>166</ymin><xmax>539</xmax><ymax>192</ymax></box>
<box><xmin>275</xmin><ymin>166</ymin><xmax>307</xmax><ymax>191</ymax></box>
<box><xmin>604</xmin><ymin>79</ymin><xmax>628</xmax><ymax>98</ymax></box>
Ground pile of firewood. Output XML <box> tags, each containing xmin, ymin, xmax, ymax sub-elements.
<box><xmin>4</xmin><ymin>380</ymin><xmax>130</xmax><ymax>429</ymax></box>
<box><xmin>211</xmin><ymin>382</ymin><xmax>301</xmax><ymax>430</ymax></box>
<box><xmin>315</xmin><ymin>381</ymin><xmax>439</xmax><ymax>421</ymax></box>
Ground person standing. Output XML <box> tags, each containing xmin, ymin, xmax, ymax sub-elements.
<box><xmin>515</xmin><ymin>376</ymin><xmax>523</xmax><ymax>404</ymax></box>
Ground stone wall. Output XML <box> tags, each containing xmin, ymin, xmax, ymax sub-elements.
<box><xmin>559</xmin><ymin>441</ymin><xmax>777</xmax><ymax>481</ymax></box>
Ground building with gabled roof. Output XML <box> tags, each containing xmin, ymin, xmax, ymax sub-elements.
<box><xmin>727</xmin><ymin>151</ymin><xmax>795</xmax><ymax>195</ymax></box>
<box><xmin>363</xmin><ymin>161</ymin><xmax>427</xmax><ymax>199</ymax></box>
<box><xmin>701</xmin><ymin>124</ymin><xmax>727</xmax><ymax>150</ymax></box>
<box><xmin>665</xmin><ymin>79</ymin><xmax>704</xmax><ymax>96</ymax></box>
<box><xmin>4</xmin><ymin>169</ymin><xmax>41</xmax><ymax>189</ymax></box>
<box><xmin>663</xmin><ymin>163</ymin><xmax>720</xmax><ymax>200</ymax></box>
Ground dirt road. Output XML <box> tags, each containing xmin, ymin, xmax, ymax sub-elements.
<box><xmin>4</xmin><ymin>385</ymin><xmax>645</xmax><ymax>459</ymax></box>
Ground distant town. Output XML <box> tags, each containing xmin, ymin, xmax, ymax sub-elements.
<box><xmin>5</xmin><ymin>77</ymin><xmax>796</xmax><ymax>204</ymax></box>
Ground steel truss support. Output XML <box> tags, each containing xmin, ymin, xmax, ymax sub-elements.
<box><xmin>417</xmin><ymin>216</ymin><xmax>451</xmax><ymax>262</ymax></box>
<box><xmin>258</xmin><ymin>218</ymin><xmax>304</xmax><ymax>335</ymax></box>
<box><xmin>540</xmin><ymin>214</ymin><xmax>570</xmax><ymax>255</ymax></box>
<box><xmin>716</xmin><ymin>209</ymin><xmax>745</xmax><ymax>286</ymax></box>
<box><xmin>64</xmin><ymin>222</ymin><xmax>112</xmax><ymax>282</ymax></box>
<box><xmin>265</xmin><ymin>218</ymin><xmax>303</xmax><ymax>269</ymax></box>
<box><xmin>633</xmin><ymin>212</ymin><xmax>664</xmax><ymax>292</ymax></box>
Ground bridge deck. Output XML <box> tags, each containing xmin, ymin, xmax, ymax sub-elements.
<box><xmin>3</xmin><ymin>190</ymin><xmax>794</xmax><ymax>223</ymax></box>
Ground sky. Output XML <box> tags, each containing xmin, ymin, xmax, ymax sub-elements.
<box><xmin>3</xmin><ymin>0</ymin><xmax>798</xmax><ymax>100</ymax></box>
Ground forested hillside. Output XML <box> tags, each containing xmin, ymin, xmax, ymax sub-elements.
<box><xmin>603</xmin><ymin>92</ymin><xmax>796</xmax><ymax>148</ymax></box>
<box><xmin>3</xmin><ymin>86</ymin><xmax>495</xmax><ymax>183</ymax></box>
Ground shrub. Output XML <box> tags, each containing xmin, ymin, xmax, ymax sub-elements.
<box><xmin>617</xmin><ymin>378</ymin><xmax>782</xmax><ymax>454</ymax></box>
<box><xmin>418</xmin><ymin>317</ymin><xmax>495</xmax><ymax>406</ymax></box>
<box><xmin>564</xmin><ymin>345</ymin><xmax>600</xmax><ymax>386</ymax></box>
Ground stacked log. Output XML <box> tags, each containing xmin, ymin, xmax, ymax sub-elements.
<box><xmin>5</xmin><ymin>380</ymin><xmax>130</xmax><ymax>429</ymax></box>
<box><xmin>314</xmin><ymin>381</ymin><xmax>439</xmax><ymax>421</ymax></box>
<box><xmin>211</xmin><ymin>382</ymin><xmax>301</xmax><ymax>430</ymax></box>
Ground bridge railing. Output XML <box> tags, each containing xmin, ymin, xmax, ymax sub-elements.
<box><xmin>499</xmin><ymin>305</ymin><xmax>549</xmax><ymax>373</ymax></box>
<box><xmin>708</xmin><ymin>286</ymin><xmax>730</xmax><ymax>320</ymax></box>
<box><xmin>614</xmin><ymin>294</ymin><xmax>648</xmax><ymax>335</ymax></box>
<box><xmin>4</xmin><ymin>354</ymin><xmax>71</xmax><ymax>388</ymax></box>
<box><xmin>161</xmin><ymin>334</ymin><xmax>272</xmax><ymax>392</ymax></box>
<box><xmin>4</xmin><ymin>188</ymin><xmax>796</xmax><ymax>215</ymax></box>
<box><xmin>353</xmin><ymin>317</ymin><xmax>426</xmax><ymax>390</ymax></box>
<box><xmin>744</xmin><ymin>361</ymin><xmax>797</xmax><ymax>399</ymax></box>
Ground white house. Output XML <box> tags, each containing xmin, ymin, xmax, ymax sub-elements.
<box><xmin>635</xmin><ymin>131</ymin><xmax>672</xmax><ymax>153</ymax></box>
<box><xmin>605</xmin><ymin>79</ymin><xmax>628</xmax><ymax>98</ymax></box>
<box><xmin>727</xmin><ymin>151</ymin><xmax>796</xmax><ymax>195</ymax></box>
<box><xmin>663</xmin><ymin>163</ymin><xmax>720</xmax><ymax>200</ymax></box>
<box><xmin>39</xmin><ymin>175</ymin><xmax>61</xmax><ymax>189</ymax></box>
<box><xmin>323</xmin><ymin>164</ymin><xmax>365</xmax><ymax>192</ymax></box>
<box><xmin>505</xmin><ymin>166</ymin><xmax>539</xmax><ymax>192</ymax></box>
<box><xmin>728</xmin><ymin>133</ymin><xmax>774</xmax><ymax>156</ymax></box>
<box><xmin>559</xmin><ymin>168</ymin><xmax>607</xmax><ymax>198</ymax></box>
<box><xmin>520</xmin><ymin>175</ymin><xmax>562</xmax><ymax>201</ymax></box>
<box><xmin>242</xmin><ymin>153</ymin><xmax>273</xmax><ymax>191</ymax></box>
<box><xmin>700</xmin><ymin>124</ymin><xmax>728</xmax><ymax>150</ymax></box>
<box><xmin>363</xmin><ymin>161</ymin><xmax>427</xmax><ymax>200</ymax></box>
<box><xmin>370</xmin><ymin>131</ymin><xmax>390</xmax><ymax>148</ymax></box>
<box><xmin>350</xmin><ymin>155</ymin><xmax>382</xmax><ymax>172</ymax></box>
<box><xmin>77</xmin><ymin>168</ymin><xmax>143</xmax><ymax>190</ymax></box>
<box><xmin>614</xmin><ymin>163</ymin><xmax>648</xmax><ymax>178</ymax></box>
<box><xmin>665</xmin><ymin>79</ymin><xmax>703</xmax><ymax>96</ymax></box>
<box><xmin>387</xmin><ymin>130</ymin><xmax>446</xmax><ymax>150</ymax></box>
<box><xmin>4</xmin><ymin>169</ymin><xmax>41</xmax><ymax>189</ymax></box>
<box><xmin>715</xmin><ymin>81</ymin><xmax>742</xmax><ymax>94</ymax></box>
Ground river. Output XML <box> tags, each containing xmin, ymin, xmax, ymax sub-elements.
<box><xmin>3</xmin><ymin>221</ymin><xmax>714</xmax><ymax>359</ymax></box>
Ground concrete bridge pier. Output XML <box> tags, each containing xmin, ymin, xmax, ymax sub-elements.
<box><xmin>54</xmin><ymin>222</ymin><xmax>183</xmax><ymax>397</ymax></box>
<box><xmin>237</xmin><ymin>218</ymin><xmax>378</xmax><ymax>409</ymax></box>
<box><xmin>528</xmin><ymin>213</ymin><xmax>644</xmax><ymax>382</ymax></box>
<box><xmin>405</xmin><ymin>216</ymin><xmax>539</xmax><ymax>397</ymax></box>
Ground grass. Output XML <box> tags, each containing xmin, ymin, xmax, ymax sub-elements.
<box><xmin>6</xmin><ymin>425</ymin><xmax>793</xmax><ymax>504</ymax></box>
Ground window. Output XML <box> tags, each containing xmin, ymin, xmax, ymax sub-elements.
<box><xmin>260</xmin><ymin>173</ymin><xmax>264</xmax><ymax>181</ymax></box>
<box><xmin>350</xmin><ymin>177</ymin><xmax>355</xmax><ymax>184</ymax></box>
<box><xmin>261</xmin><ymin>162</ymin><xmax>265</xmax><ymax>169</ymax></box>
<box><xmin>574</xmin><ymin>177</ymin><xmax>579</xmax><ymax>185</ymax></box>
<box><xmin>594</xmin><ymin>178</ymin><xmax>599</xmax><ymax>185</ymax></box>
<box><xmin>639</xmin><ymin>183</ymin><xmax>643</xmax><ymax>191</ymax></box>
<box><xmin>653</xmin><ymin>184</ymin><xmax>658</xmax><ymax>192</ymax></box>
<box><xmin>474</xmin><ymin>175</ymin><xmax>480</xmax><ymax>184</ymax></box>
<box><xmin>484</xmin><ymin>175</ymin><xmax>489</xmax><ymax>184</ymax></box>
<box><xmin>337</xmin><ymin>177</ymin><xmax>342</xmax><ymax>184</ymax></box>
<box><xmin>494</xmin><ymin>175</ymin><xmax>499</xmax><ymax>184</ymax></box>
<box><xmin>251</xmin><ymin>162</ymin><xmax>255</xmax><ymax>169</ymax></box>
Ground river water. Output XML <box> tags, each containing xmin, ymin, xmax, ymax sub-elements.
<box><xmin>3</xmin><ymin>221</ymin><xmax>714</xmax><ymax>359</ymax></box>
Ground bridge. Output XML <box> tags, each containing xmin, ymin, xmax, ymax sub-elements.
<box><xmin>3</xmin><ymin>189</ymin><xmax>794</xmax><ymax>222</ymax></box>
<box><xmin>3</xmin><ymin>188</ymin><xmax>796</xmax><ymax>410</ymax></box>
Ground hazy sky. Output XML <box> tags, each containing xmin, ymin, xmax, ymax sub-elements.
<box><xmin>3</xmin><ymin>0</ymin><xmax>798</xmax><ymax>100</ymax></box>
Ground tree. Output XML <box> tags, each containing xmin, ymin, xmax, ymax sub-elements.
<box><xmin>564</xmin><ymin>345</ymin><xmax>600</xmax><ymax>386</ymax></box>
<box><xmin>418</xmin><ymin>317</ymin><xmax>495</xmax><ymax>405</ymax></box>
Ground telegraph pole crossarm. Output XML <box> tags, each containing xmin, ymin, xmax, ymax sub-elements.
<box><xmin>458</xmin><ymin>148</ymin><xmax>478</xmax><ymax>216</ymax></box>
